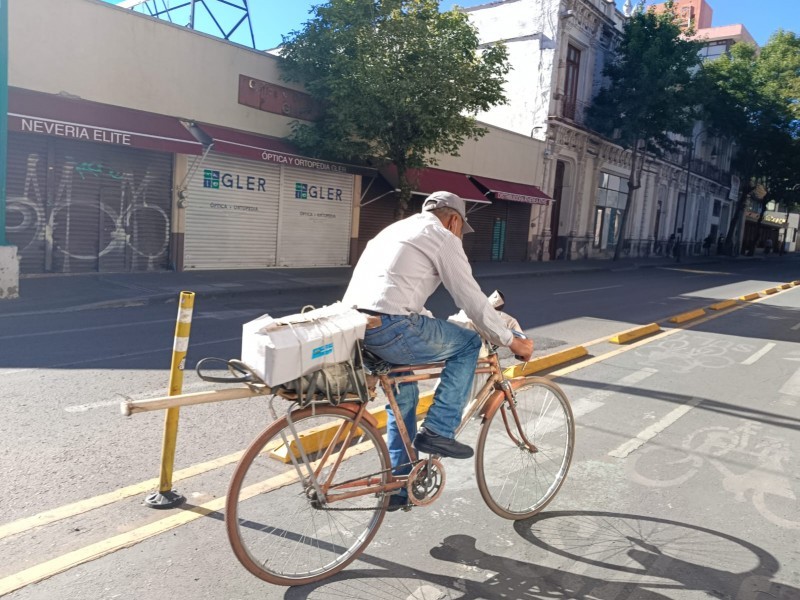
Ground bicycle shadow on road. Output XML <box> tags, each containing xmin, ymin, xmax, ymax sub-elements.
<box><xmin>281</xmin><ymin>511</ymin><xmax>797</xmax><ymax>600</ymax></box>
<box><xmin>513</xmin><ymin>510</ymin><xmax>799</xmax><ymax>600</ymax></box>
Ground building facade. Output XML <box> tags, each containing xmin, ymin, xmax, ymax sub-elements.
<box><xmin>465</xmin><ymin>0</ymin><xmax>739</xmax><ymax>260</ymax></box>
<box><xmin>5</xmin><ymin>0</ymin><xmax>555</xmax><ymax>275</ymax></box>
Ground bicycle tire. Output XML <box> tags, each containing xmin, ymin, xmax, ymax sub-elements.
<box><xmin>475</xmin><ymin>376</ymin><xmax>575</xmax><ymax>520</ymax></box>
<box><xmin>226</xmin><ymin>405</ymin><xmax>391</xmax><ymax>586</ymax></box>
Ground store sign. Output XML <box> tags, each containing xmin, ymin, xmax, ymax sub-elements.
<box><xmin>203</xmin><ymin>169</ymin><xmax>267</xmax><ymax>192</ymax></box>
<box><xmin>294</xmin><ymin>182</ymin><xmax>343</xmax><ymax>201</ymax></box>
<box><xmin>14</xmin><ymin>116</ymin><xmax>132</xmax><ymax>145</ymax></box>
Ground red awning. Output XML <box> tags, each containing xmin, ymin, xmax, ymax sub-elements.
<box><xmin>7</xmin><ymin>87</ymin><xmax>204</xmax><ymax>155</ymax></box>
<box><xmin>381</xmin><ymin>166</ymin><xmax>491</xmax><ymax>204</ymax></box>
<box><xmin>469</xmin><ymin>175</ymin><xmax>551</xmax><ymax>205</ymax></box>
<box><xmin>193</xmin><ymin>123</ymin><xmax>375</xmax><ymax>176</ymax></box>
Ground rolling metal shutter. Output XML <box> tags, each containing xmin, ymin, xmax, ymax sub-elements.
<box><xmin>5</xmin><ymin>133</ymin><xmax>173</xmax><ymax>274</ymax></box>
<box><xmin>5</xmin><ymin>133</ymin><xmax>49</xmax><ymax>273</ymax></box>
<box><xmin>276</xmin><ymin>167</ymin><xmax>355</xmax><ymax>267</ymax></box>
<box><xmin>183</xmin><ymin>152</ymin><xmax>281</xmax><ymax>269</ymax></box>
<box><xmin>462</xmin><ymin>201</ymin><xmax>530</xmax><ymax>262</ymax></box>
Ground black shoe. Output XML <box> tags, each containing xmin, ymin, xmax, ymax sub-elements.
<box><xmin>413</xmin><ymin>427</ymin><xmax>474</xmax><ymax>459</ymax></box>
<box><xmin>386</xmin><ymin>494</ymin><xmax>411</xmax><ymax>512</ymax></box>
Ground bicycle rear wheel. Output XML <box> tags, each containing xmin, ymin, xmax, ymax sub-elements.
<box><xmin>226</xmin><ymin>405</ymin><xmax>391</xmax><ymax>586</ymax></box>
<box><xmin>476</xmin><ymin>377</ymin><xmax>574</xmax><ymax>520</ymax></box>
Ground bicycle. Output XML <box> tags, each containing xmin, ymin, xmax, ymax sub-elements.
<box><xmin>202</xmin><ymin>339</ymin><xmax>575</xmax><ymax>587</ymax></box>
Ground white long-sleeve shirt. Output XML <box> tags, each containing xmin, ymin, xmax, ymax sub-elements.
<box><xmin>342</xmin><ymin>212</ymin><xmax>514</xmax><ymax>347</ymax></box>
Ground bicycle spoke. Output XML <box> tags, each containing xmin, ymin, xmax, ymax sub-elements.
<box><xmin>476</xmin><ymin>379</ymin><xmax>574</xmax><ymax>519</ymax></box>
<box><xmin>227</xmin><ymin>407</ymin><xmax>389</xmax><ymax>584</ymax></box>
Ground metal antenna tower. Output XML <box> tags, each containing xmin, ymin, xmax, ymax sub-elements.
<box><xmin>118</xmin><ymin>0</ymin><xmax>256</xmax><ymax>49</ymax></box>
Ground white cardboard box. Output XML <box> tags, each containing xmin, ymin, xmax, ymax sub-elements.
<box><xmin>241</xmin><ymin>302</ymin><xmax>368</xmax><ymax>386</ymax></box>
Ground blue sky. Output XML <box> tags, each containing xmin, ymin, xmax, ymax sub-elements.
<box><xmin>112</xmin><ymin>1</ymin><xmax>796</xmax><ymax>50</ymax></box>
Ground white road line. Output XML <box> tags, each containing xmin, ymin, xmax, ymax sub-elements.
<box><xmin>554</xmin><ymin>285</ymin><xmax>622</xmax><ymax>296</ymax></box>
<box><xmin>791</xmin><ymin>322</ymin><xmax>800</xmax><ymax>331</ymax></box>
<box><xmin>3</xmin><ymin>337</ymin><xmax>240</xmax><ymax>374</ymax></box>
<box><xmin>741</xmin><ymin>343</ymin><xmax>776</xmax><ymax>365</ymax></box>
<box><xmin>779</xmin><ymin>366</ymin><xmax>800</xmax><ymax>397</ymax></box>
<box><xmin>608</xmin><ymin>397</ymin><xmax>702</xmax><ymax>458</ymax></box>
<box><xmin>64</xmin><ymin>381</ymin><xmax>216</xmax><ymax>412</ymax></box>
<box><xmin>0</xmin><ymin>318</ymin><xmax>176</xmax><ymax>340</ymax></box>
<box><xmin>572</xmin><ymin>368</ymin><xmax>658</xmax><ymax>419</ymax></box>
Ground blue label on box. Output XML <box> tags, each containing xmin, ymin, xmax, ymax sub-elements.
<box><xmin>311</xmin><ymin>343</ymin><xmax>333</xmax><ymax>360</ymax></box>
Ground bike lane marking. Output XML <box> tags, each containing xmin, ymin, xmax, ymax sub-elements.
<box><xmin>0</xmin><ymin>284</ymin><xmax>789</xmax><ymax>580</ymax></box>
<box><xmin>778</xmin><ymin>366</ymin><xmax>800</xmax><ymax>397</ymax></box>
<box><xmin>741</xmin><ymin>343</ymin><xmax>776</xmax><ymax>365</ymax></box>
<box><xmin>607</xmin><ymin>398</ymin><xmax>703</xmax><ymax>458</ymax></box>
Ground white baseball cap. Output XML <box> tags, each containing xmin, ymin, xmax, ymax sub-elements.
<box><xmin>422</xmin><ymin>191</ymin><xmax>475</xmax><ymax>234</ymax></box>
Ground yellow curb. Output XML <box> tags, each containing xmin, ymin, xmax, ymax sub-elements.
<box><xmin>764</xmin><ymin>288</ymin><xmax>779</xmax><ymax>295</ymax></box>
<box><xmin>709</xmin><ymin>299</ymin><xmax>738</xmax><ymax>311</ymax></box>
<box><xmin>269</xmin><ymin>394</ymin><xmax>437</xmax><ymax>463</ymax></box>
<box><xmin>608</xmin><ymin>323</ymin><xmax>660</xmax><ymax>344</ymax></box>
<box><xmin>503</xmin><ymin>346</ymin><xmax>588</xmax><ymax>379</ymax></box>
<box><xmin>740</xmin><ymin>293</ymin><xmax>760</xmax><ymax>301</ymax></box>
<box><xmin>793</xmin><ymin>280</ymin><xmax>800</xmax><ymax>286</ymax></box>
<box><xmin>668</xmin><ymin>308</ymin><xmax>706</xmax><ymax>324</ymax></box>
<box><xmin>781</xmin><ymin>283</ymin><xmax>792</xmax><ymax>290</ymax></box>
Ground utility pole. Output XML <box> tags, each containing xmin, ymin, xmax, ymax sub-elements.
<box><xmin>0</xmin><ymin>0</ymin><xmax>20</xmax><ymax>300</ymax></box>
<box><xmin>0</xmin><ymin>0</ymin><xmax>8</xmax><ymax>246</ymax></box>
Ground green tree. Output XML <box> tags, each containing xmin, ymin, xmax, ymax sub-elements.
<box><xmin>700</xmin><ymin>31</ymin><xmax>800</xmax><ymax>255</ymax></box>
<box><xmin>279</xmin><ymin>0</ymin><xmax>510</xmax><ymax>217</ymax></box>
<box><xmin>587</xmin><ymin>0</ymin><xmax>702</xmax><ymax>260</ymax></box>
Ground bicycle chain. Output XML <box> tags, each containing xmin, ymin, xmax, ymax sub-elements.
<box><xmin>311</xmin><ymin>460</ymin><xmax>419</xmax><ymax>512</ymax></box>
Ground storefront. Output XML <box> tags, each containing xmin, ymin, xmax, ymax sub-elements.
<box><xmin>361</xmin><ymin>167</ymin><xmax>549</xmax><ymax>262</ymax></box>
<box><xmin>181</xmin><ymin>124</ymin><xmax>365</xmax><ymax>270</ymax></box>
<box><xmin>5</xmin><ymin>88</ymin><xmax>203</xmax><ymax>274</ymax></box>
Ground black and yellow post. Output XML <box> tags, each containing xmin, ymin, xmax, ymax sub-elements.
<box><xmin>145</xmin><ymin>291</ymin><xmax>195</xmax><ymax>508</ymax></box>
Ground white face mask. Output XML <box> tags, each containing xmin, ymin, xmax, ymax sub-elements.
<box><xmin>487</xmin><ymin>290</ymin><xmax>505</xmax><ymax>309</ymax></box>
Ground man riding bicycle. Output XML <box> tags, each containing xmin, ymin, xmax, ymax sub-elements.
<box><xmin>343</xmin><ymin>191</ymin><xmax>533</xmax><ymax>510</ymax></box>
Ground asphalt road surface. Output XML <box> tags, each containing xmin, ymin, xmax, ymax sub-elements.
<box><xmin>1</xmin><ymin>259</ymin><xmax>799</xmax><ymax>599</ymax></box>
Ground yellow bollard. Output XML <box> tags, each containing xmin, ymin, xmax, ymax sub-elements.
<box><xmin>145</xmin><ymin>291</ymin><xmax>195</xmax><ymax>509</ymax></box>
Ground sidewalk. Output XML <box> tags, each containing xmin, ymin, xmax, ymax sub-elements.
<box><xmin>0</xmin><ymin>254</ymin><xmax>764</xmax><ymax>317</ymax></box>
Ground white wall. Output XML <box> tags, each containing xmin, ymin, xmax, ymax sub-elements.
<box><xmin>464</xmin><ymin>0</ymin><xmax>562</xmax><ymax>140</ymax></box>
<box><xmin>8</xmin><ymin>0</ymin><xmax>300</xmax><ymax>139</ymax></box>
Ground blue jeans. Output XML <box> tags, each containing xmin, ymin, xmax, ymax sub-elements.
<box><xmin>363</xmin><ymin>313</ymin><xmax>482</xmax><ymax>475</ymax></box>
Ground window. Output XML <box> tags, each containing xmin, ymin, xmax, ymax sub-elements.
<box><xmin>593</xmin><ymin>173</ymin><xmax>629</xmax><ymax>249</ymax></box>
<box><xmin>563</xmin><ymin>45</ymin><xmax>581</xmax><ymax>120</ymax></box>
<box><xmin>713</xmin><ymin>200</ymin><xmax>721</xmax><ymax>217</ymax></box>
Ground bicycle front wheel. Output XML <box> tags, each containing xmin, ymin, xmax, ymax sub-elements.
<box><xmin>476</xmin><ymin>377</ymin><xmax>574</xmax><ymax>520</ymax></box>
<box><xmin>226</xmin><ymin>405</ymin><xmax>391</xmax><ymax>586</ymax></box>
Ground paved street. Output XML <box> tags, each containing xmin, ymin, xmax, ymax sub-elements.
<box><xmin>1</xmin><ymin>257</ymin><xmax>799</xmax><ymax>599</ymax></box>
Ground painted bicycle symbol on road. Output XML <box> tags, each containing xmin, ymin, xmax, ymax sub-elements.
<box><xmin>627</xmin><ymin>420</ymin><xmax>799</xmax><ymax>530</ymax></box>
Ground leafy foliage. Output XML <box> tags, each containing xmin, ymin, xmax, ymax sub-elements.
<box><xmin>587</xmin><ymin>0</ymin><xmax>703</xmax><ymax>259</ymax></box>
<box><xmin>700</xmin><ymin>30</ymin><xmax>800</xmax><ymax>252</ymax></box>
<box><xmin>279</xmin><ymin>0</ymin><xmax>510</xmax><ymax>215</ymax></box>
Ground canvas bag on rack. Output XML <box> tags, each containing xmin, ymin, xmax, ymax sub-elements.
<box><xmin>240</xmin><ymin>302</ymin><xmax>368</xmax><ymax>387</ymax></box>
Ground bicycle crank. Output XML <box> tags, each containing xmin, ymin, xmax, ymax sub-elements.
<box><xmin>407</xmin><ymin>458</ymin><xmax>446</xmax><ymax>506</ymax></box>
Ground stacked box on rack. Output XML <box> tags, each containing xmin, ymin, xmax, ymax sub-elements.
<box><xmin>241</xmin><ymin>302</ymin><xmax>367</xmax><ymax>386</ymax></box>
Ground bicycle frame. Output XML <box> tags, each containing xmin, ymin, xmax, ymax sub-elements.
<box><xmin>285</xmin><ymin>351</ymin><xmax>538</xmax><ymax>508</ymax></box>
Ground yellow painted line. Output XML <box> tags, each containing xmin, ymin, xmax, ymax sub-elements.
<box><xmin>763</xmin><ymin>288</ymin><xmax>779</xmax><ymax>295</ymax></box>
<box><xmin>503</xmin><ymin>346</ymin><xmax>588</xmax><ymax>379</ymax></box>
<box><xmin>608</xmin><ymin>323</ymin><xmax>660</xmax><ymax>344</ymax></box>
<box><xmin>0</xmin><ymin>450</ymin><xmax>246</xmax><ymax>542</ymax></box>
<box><xmin>1</xmin><ymin>287</ymin><xmax>784</xmax><ymax>594</ymax></box>
<box><xmin>668</xmin><ymin>308</ymin><xmax>706</xmax><ymax>324</ymax></box>
<box><xmin>740</xmin><ymin>292</ymin><xmax>760</xmax><ymax>301</ymax></box>
<box><xmin>0</xmin><ymin>442</ymin><xmax>375</xmax><ymax>597</ymax></box>
<box><xmin>781</xmin><ymin>283</ymin><xmax>792</xmax><ymax>290</ymax></box>
<box><xmin>709</xmin><ymin>299</ymin><xmax>738</xmax><ymax>311</ymax></box>
<box><xmin>0</xmin><ymin>500</ymin><xmax>223</xmax><ymax>596</ymax></box>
